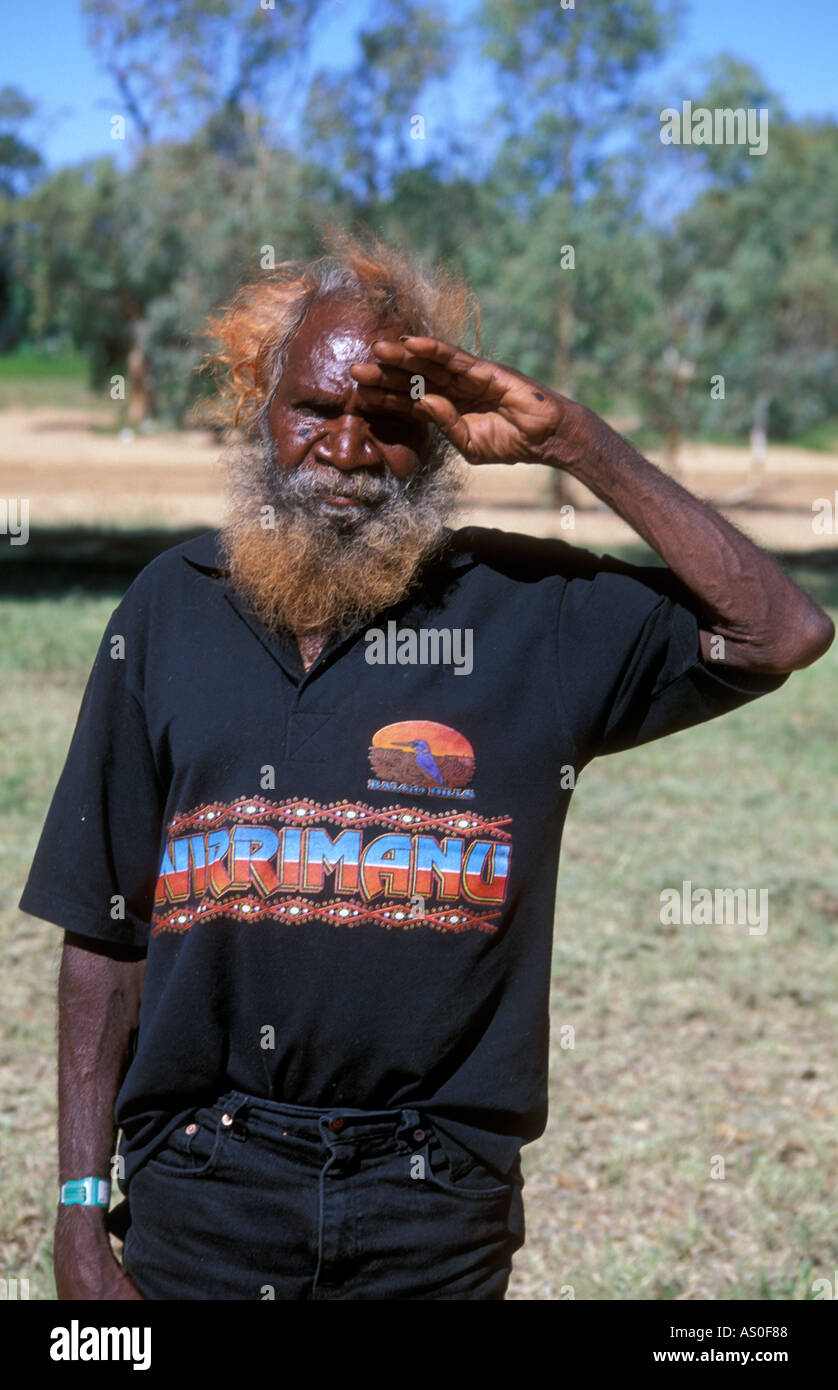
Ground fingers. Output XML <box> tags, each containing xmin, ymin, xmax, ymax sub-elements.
<box><xmin>349</xmin><ymin>362</ymin><xmax>425</xmax><ymax>391</ymax></box>
<box><xmin>350</xmin><ymin>358</ymin><xmax>464</xmax><ymax>416</ymax></box>
<box><xmin>351</xmin><ymin>353</ymin><xmax>457</xmax><ymax>392</ymax></box>
<box><xmin>413</xmin><ymin>393</ymin><xmax>474</xmax><ymax>456</ymax></box>
<box><xmin>367</xmin><ymin>337</ymin><xmax>502</xmax><ymax>395</ymax></box>
<box><xmin>390</xmin><ymin>336</ymin><xmax>479</xmax><ymax>374</ymax></box>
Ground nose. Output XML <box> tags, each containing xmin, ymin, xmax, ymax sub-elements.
<box><xmin>312</xmin><ymin>408</ymin><xmax>374</xmax><ymax>471</ymax></box>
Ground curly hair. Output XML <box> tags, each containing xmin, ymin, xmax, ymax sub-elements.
<box><xmin>200</xmin><ymin>225</ymin><xmax>481</xmax><ymax>458</ymax></box>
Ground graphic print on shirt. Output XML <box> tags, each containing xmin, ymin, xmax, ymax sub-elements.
<box><xmin>367</xmin><ymin>720</ymin><xmax>475</xmax><ymax>800</ymax></box>
<box><xmin>152</xmin><ymin>795</ymin><xmax>512</xmax><ymax>938</ymax></box>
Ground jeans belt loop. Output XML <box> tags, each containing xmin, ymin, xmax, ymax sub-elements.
<box><xmin>398</xmin><ymin>1107</ymin><xmax>424</xmax><ymax>1144</ymax></box>
<box><xmin>221</xmin><ymin>1091</ymin><xmax>250</xmax><ymax>1141</ymax></box>
<box><xmin>319</xmin><ymin>1113</ymin><xmax>339</xmax><ymax>1146</ymax></box>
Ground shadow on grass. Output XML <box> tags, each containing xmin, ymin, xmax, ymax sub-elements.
<box><xmin>0</xmin><ymin>526</ymin><xmax>211</xmax><ymax>597</ymax></box>
<box><xmin>3</xmin><ymin>526</ymin><xmax>838</xmax><ymax>610</ymax></box>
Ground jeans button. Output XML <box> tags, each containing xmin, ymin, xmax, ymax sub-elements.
<box><xmin>329</xmin><ymin>1117</ymin><xmax>345</xmax><ymax>1132</ymax></box>
<box><xmin>413</xmin><ymin>1129</ymin><xmax>426</xmax><ymax>1142</ymax></box>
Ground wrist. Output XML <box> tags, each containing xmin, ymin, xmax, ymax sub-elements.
<box><xmin>56</xmin><ymin>1202</ymin><xmax>110</xmax><ymax>1227</ymax></box>
<box><xmin>55</xmin><ymin>1205</ymin><xmax>112</xmax><ymax>1258</ymax></box>
<box><xmin>540</xmin><ymin>402</ymin><xmax>600</xmax><ymax>473</ymax></box>
<box><xmin>60</xmin><ymin>1175</ymin><xmax>111</xmax><ymax>1207</ymax></box>
<box><xmin>550</xmin><ymin>406</ymin><xmax>641</xmax><ymax>488</ymax></box>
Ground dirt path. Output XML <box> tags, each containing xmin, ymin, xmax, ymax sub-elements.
<box><xmin>1</xmin><ymin>406</ymin><xmax>836</xmax><ymax>552</ymax></box>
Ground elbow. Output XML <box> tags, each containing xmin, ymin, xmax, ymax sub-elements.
<box><xmin>707</xmin><ymin>606</ymin><xmax>835</xmax><ymax>674</ymax></box>
<box><xmin>762</xmin><ymin>606</ymin><xmax>835</xmax><ymax>672</ymax></box>
<box><xmin>786</xmin><ymin>608</ymin><xmax>835</xmax><ymax>669</ymax></box>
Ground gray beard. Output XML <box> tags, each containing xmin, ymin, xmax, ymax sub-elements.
<box><xmin>217</xmin><ymin>436</ymin><xmax>466</xmax><ymax>636</ymax></box>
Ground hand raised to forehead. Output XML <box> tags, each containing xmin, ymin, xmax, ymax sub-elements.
<box><xmin>349</xmin><ymin>336</ymin><xmax>587</xmax><ymax>467</ymax></box>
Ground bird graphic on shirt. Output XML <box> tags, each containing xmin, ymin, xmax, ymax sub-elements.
<box><xmin>394</xmin><ymin>739</ymin><xmax>444</xmax><ymax>786</ymax></box>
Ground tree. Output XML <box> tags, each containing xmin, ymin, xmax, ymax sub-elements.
<box><xmin>302</xmin><ymin>0</ymin><xmax>455</xmax><ymax>207</ymax></box>
<box><xmin>636</xmin><ymin>60</ymin><xmax>838</xmax><ymax>476</ymax></box>
<box><xmin>476</xmin><ymin>0</ymin><xmax>682</xmax><ymax>498</ymax></box>
<box><xmin>82</xmin><ymin>0</ymin><xmax>326</xmax><ymax>152</ymax></box>
<box><xmin>0</xmin><ymin>87</ymin><xmax>43</xmax><ymax>197</ymax></box>
<box><xmin>478</xmin><ymin>0</ymin><xmax>681</xmax><ymax>385</ymax></box>
<box><xmin>0</xmin><ymin>87</ymin><xmax>44</xmax><ymax>350</ymax></box>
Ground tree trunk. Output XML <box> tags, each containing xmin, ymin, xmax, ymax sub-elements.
<box><xmin>664</xmin><ymin>423</ymin><xmax>681</xmax><ymax>477</ymax></box>
<box><xmin>663</xmin><ymin>372</ymin><xmax>688</xmax><ymax>481</ymax></box>
<box><xmin>126</xmin><ymin>325</ymin><xmax>151</xmax><ymax>424</ymax></box>
<box><xmin>748</xmin><ymin>389</ymin><xmax>772</xmax><ymax>488</ymax></box>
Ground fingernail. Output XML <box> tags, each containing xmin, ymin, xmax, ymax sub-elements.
<box><xmin>398</xmin><ymin>334</ymin><xmax>409</xmax><ymax>342</ymax></box>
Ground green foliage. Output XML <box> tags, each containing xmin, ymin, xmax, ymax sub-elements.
<box><xmin>3</xmin><ymin>3</ymin><xmax>837</xmax><ymax>447</ymax></box>
<box><xmin>0</xmin><ymin>86</ymin><xmax>44</xmax><ymax>350</ymax></box>
<box><xmin>302</xmin><ymin>0</ymin><xmax>455</xmax><ymax>204</ymax></box>
<box><xmin>16</xmin><ymin>142</ymin><xmax>343</xmax><ymax>420</ymax></box>
<box><xmin>666</xmin><ymin>90</ymin><xmax>838</xmax><ymax>440</ymax></box>
<box><xmin>0</xmin><ymin>86</ymin><xmax>43</xmax><ymax>198</ymax></box>
<box><xmin>477</xmin><ymin>0</ymin><xmax>683</xmax><ymax>198</ymax></box>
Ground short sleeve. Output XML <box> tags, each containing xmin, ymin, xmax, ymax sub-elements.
<box><xmin>17</xmin><ymin>604</ymin><xmax>166</xmax><ymax>951</ymax></box>
<box><xmin>556</xmin><ymin>557</ymin><xmax>790</xmax><ymax>765</ymax></box>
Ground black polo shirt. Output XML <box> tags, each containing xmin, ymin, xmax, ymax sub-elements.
<box><xmin>19</xmin><ymin>525</ymin><xmax>788</xmax><ymax>1187</ymax></box>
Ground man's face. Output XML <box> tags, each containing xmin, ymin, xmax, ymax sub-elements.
<box><xmin>266</xmin><ymin>299</ymin><xmax>430</xmax><ymax>523</ymax></box>
<box><xmin>218</xmin><ymin>296</ymin><xmax>463</xmax><ymax>638</ymax></box>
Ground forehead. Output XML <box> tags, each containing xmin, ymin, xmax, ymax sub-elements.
<box><xmin>281</xmin><ymin>299</ymin><xmax>400</xmax><ymax>395</ymax></box>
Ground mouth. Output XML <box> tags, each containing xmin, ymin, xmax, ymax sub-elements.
<box><xmin>306</xmin><ymin>485</ymin><xmax>380</xmax><ymax>511</ymax></box>
<box><xmin>316</xmin><ymin>493</ymin><xmax>369</xmax><ymax>507</ymax></box>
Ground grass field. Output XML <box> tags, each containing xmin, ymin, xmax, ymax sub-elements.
<box><xmin>2</xmin><ymin>544</ymin><xmax>836</xmax><ymax>1301</ymax></box>
<box><xmin>0</xmin><ymin>348</ymin><xmax>99</xmax><ymax>412</ymax></box>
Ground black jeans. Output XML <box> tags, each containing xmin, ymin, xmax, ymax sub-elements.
<box><xmin>121</xmin><ymin>1090</ymin><xmax>525</xmax><ymax>1300</ymax></box>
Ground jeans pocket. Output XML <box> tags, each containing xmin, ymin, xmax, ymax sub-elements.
<box><xmin>145</xmin><ymin>1107</ymin><xmax>223</xmax><ymax>1179</ymax></box>
<box><xmin>420</xmin><ymin>1128</ymin><xmax>515</xmax><ymax>1202</ymax></box>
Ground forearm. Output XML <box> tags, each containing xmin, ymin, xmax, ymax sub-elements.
<box><xmin>556</xmin><ymin>409</ymin><xmax>834</xmax><ymax>672</ymax></box>
<box><xmin>55</xmin><ymin>934</ymin><xmax>145</xmax><ymax>1295</ymax></box>
<box><xmin>58</xmin><ymin>934</ymin><xmax>144</xmax><ymax>1184</ymax></box>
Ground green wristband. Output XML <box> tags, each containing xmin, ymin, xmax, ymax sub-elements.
<box><xmin>60</xmin><ymin>1177</ymin><xmax>111</xmax><ymax>1206</ymax></box>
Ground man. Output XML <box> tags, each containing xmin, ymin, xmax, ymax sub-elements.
<box><xmin>20</xmin><ymin>232</ymin><xmax>833</xmax><ymax>1301</ymax></box>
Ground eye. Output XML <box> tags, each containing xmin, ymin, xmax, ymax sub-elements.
<box><xmin>369</xmin><ymin>414</ymin><xmax>404</xmax><ymax>444</ymax></box>
<box><xmin>371</xmin><ymin>413</ymin><xmax>425</xmax><ymax>447</ymax></box>
<box><xmin>296</xmin><ymin>399</ymin><xmax>339</xmax><ymax>417</ymax></box>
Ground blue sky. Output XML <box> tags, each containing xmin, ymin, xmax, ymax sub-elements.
<box><xmin>4</xmin><ymin>0</ymin><xmax>836</xmax><ymax>172</ymax></box>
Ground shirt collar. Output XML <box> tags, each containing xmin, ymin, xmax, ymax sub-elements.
<box><xmin>181</xmin><ymin>525</ymin><xmax>478</xmax><ymax>684</ymax></box>
<box><xmin>180</xmin><ymin>529</ymin><xmax>229</xmax><ymax>575</ymax></box>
